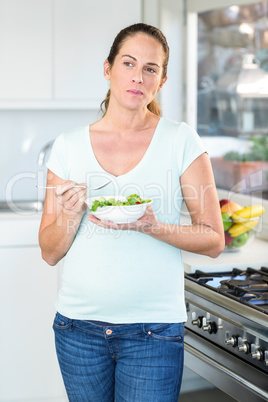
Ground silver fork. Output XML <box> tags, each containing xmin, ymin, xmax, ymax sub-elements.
<box><xmin>37</xmin><ymin>180</ymin><xmax>111</xmax><ymax>190</ymax></box>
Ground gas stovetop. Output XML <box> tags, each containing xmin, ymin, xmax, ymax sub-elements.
<box><xmin>184</xmin><ymin>266</ymin><xmax>268</xmax><ymax>378</ymax></box>
<box><xmin>185</xmin><ymin>267</ymin><xmax>268</xmax><ymax>315</ymax></box>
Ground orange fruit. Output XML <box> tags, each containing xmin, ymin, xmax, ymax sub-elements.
<box><xmin>220</xmin><ymin>201</ymin><xmax>242</xmax><ymax>215</ymax></box>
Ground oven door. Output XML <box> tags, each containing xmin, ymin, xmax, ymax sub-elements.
<box><xmin>184</xmin><ymin>329</ymin><xmax>268</xmax><ymax>401</ymax></box>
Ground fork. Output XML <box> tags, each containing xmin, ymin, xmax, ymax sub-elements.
<box><xmin>37</xmin><ymin>179</ymin><xmax>111</xmax><ymax>190</ymax></box>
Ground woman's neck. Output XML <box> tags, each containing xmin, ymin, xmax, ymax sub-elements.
<box><xmin>102</xmin><ymin>104</ymin><xmax>156</xmax><ymax>133</ymax></box>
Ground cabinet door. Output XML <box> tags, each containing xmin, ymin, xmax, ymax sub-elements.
<box><xmin>0</xmin><ymin>0</ymin><xmax>52</xmax><ymax>100</ymax></box>
<box><xmin>54</xmin><ymin>0</ymin><xmax>142</xmax><ymax>102</ymax></box>
<box><xmin>0</xmin><ymin>247</ymin><xmax>66</xmax><ymax>401</ymax></box>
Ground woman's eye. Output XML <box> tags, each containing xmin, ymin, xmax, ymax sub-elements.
<box><xmin>124</xmin><ymin>62</ymin><xmax>133</xmax><ymax>67</ymax></box>
<box><xmin>145</xmin><ymin>67</ymin><xmax>156</xmax><ymax>74</ymax></box>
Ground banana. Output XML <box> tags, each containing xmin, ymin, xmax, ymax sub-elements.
<box><xmin>228</xmin><ymin>219</ymin><xmax>259</xmax><ymax>237</ymax></box>
<box><xmin>232</xmin><ymin>205</ymin><xmax>265</xmax><ymax>222</ymax></box>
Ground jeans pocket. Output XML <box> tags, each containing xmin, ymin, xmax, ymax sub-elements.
<box><xmin>145</xmin><ymin>323</ymin><xmax>184</xmax><ymax>342</ymax></box>
<box><xmin>53</xmin><ymin>312</ymin><xmax>71</xmax><ymax>330</ymax></box>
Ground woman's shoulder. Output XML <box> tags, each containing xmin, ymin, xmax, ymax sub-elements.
<box><xmin>59</xmin><ymin>125</ymin><xmax>89</xmax><ymax>142</ymax></box>
<box><xmin>159</xmin><ymin>118</ymin><xmax>197</xmax><ymax>139</ymax></box>
<box><xmin>50</xmin><ymin>125</ymin><xmax>89</xmax><ymax>155</ymax></box>
<box><xmin>159</xmin><ymin>118</ymin><xmax>205</xmax><ymax>152</ymax></box>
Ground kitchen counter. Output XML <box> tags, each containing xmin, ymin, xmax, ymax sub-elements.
<box><xmin>0</xmin><ymin>210</ymin><xmax>42</xmax><ymax>247</ymax></box>
<box><xmin>0</xmin><ymin>210</ymin><xmax>42</xmax><ymax>220</ymax></box>
<box><xmin>182</xmin><ymin>238</ymin><xmax>268</xmax><ymax>273</ymax></box>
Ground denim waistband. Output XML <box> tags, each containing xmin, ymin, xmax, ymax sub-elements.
<box><xmin>56</xmin><ymin>312</ymin><xmax>182</xmax><ymax>338</ymax></box>
<box><xmin>89</xmin><ymin>320</ymin><xmax>130</xmax><ymax>327</ymax></box>
<box><xmin>75</xmin><ymin>320</ymin><xmax>171</xmax><ymax>337</ymax></box>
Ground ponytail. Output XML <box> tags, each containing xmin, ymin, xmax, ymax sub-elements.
<box><xmin>147</xmin><ymin>99</ymin><xmax>161</xmax><ymax>116</ymax></box>
<box><xmin>100</xmin><ymin>89</ymin><xmax>111</xmax><ymax>117</ymax></box>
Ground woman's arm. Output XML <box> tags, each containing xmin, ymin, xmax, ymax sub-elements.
<box><xmin>88</xmin><ymin>153</ymin><xmax>225</xmax><ymax>258</ymax></box>
<box><xmin>148</xmin><ymin>152</ymin><xmax>224</xmax><ymax>257</ymax></box>
<box><xmin>39</xmin><ymin>169</ymin><xmax>87</xmax><ymax>266</ymax></box>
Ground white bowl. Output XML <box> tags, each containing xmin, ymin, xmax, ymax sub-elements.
<box><xmin>85</xmin><ymin>195</ymin><xmax>153</xmax><ymax>223</ymax></box>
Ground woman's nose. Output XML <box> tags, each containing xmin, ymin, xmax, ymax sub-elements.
<box><xmin>132</xmin><ymin>78</ymin><xmax>142</xmax><ymax>84</ymax></box>
<box><xmin>132</xmin><ymin>71</ymin><xmax>143</xmax><ymax>84</ymax></box>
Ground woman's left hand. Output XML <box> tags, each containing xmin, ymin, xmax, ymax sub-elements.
<box><xmin>87</xmin><ymin>205</ymin><xmax>161</xmax><ymax>234</ymax></box>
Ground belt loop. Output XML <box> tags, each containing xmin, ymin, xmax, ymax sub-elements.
<box><xmin>68</xmin><ymin>319</ymin><xmax>74</xmax><ymax>332</ymax></box>
<box><xmin>142</xmin><ymin>323</ymin><xmax>147</xmax><ymax>335</ymax></box>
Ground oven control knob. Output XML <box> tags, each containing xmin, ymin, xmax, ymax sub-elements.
<box><xmin>238</xmin><ymin>342</ymin><xmax>251</xmax><ymax>354</ymax></box>
<box><xmin>251</xmin><ymin>349</ymin><xmax>264</xmax><ymax>361</ymax></box>
<box><xmin>191</xmin><ymin>316</ymin><xmax>203</xmax><ymax>328</ymax></box>
<box><xmin>225</xmin><ymin>336</ymin><xmax>238</xmax><ymax>347</ymax></box>
<box><xmin>202</xmin><ymin>321</ymin><xmax>217</xmax><ymax>334</ymax></box>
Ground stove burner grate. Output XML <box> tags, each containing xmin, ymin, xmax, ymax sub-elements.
<box><xmin>185</xmin><ymin>267</ymin><xmax>268</xmax><ymax>314</ymax></box>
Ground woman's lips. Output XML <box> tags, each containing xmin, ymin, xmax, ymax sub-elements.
<box><xmin>126</xmin><ymin>89</ymin><xmax>143</xmax><ymax>95</ymax></box>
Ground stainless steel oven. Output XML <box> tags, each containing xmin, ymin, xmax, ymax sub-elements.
<box><xmin>184</xmin><ymin>267</ymin><xmax>268</xmax><ymax>401</ymax></box>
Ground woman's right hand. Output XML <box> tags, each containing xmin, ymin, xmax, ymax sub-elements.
<box><xmin>39</xmin><ymin>175</ymin><xmax>88</xmax><ymax>266</ymax></box>
<box><xmin>55</xmin><ymin>181</ymin><xmax>88</xmax><ymax>215</ymax></box>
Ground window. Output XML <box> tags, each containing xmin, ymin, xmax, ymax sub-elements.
<box><xmin>189</xmin><ymin>2</ymin><xmax>268</xmax><ymax>200</ymax></box>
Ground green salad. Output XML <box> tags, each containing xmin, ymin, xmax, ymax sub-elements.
<box><xmin>90</xmin><ymin>194</ymin><xmax>151</xmax><ymax>212</ymax></box>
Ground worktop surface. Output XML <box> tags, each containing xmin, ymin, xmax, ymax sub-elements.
<box><xmin>182</xmin><ymin>238</ymin><xmax>268</xmax><ymax>273</ymax></box>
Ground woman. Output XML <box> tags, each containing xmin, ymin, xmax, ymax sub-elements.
<box><xmin>39</xmin><ymin>23</ymin><xmax>224</xmax><ymax>402</ymax></box>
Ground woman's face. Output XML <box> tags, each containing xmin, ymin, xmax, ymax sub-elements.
<box><xmin>104</xmin><ymin>33</ymin><xmax>167</xmax><ymax>112</ymax></box>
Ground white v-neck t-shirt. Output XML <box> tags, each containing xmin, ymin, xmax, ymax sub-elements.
<box><xmin>46</xmin><ymin>118</ymin><xmax>206</xmax><ymax>323</ymax></box>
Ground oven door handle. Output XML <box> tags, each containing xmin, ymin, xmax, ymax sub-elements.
<box><xmin>185</xmin><ymin>343</ymin><xmax>268</xmax><ymax>401</ymax></box>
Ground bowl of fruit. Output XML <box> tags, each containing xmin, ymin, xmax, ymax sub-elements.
<box><xmin>220</xmin><ymin>199</ymin><xmax>265</xmax><ymax>251</ymax></box>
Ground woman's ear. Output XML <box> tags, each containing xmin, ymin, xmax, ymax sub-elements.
<box><xmin>157</xmin><ymin>75</ymin><xmax>168</xmax><ymax>92</ymax></box>
<box><xmin>104</xmin><ymin>59</ymin><xmax>111</xmax><ymax>80</ymax></box>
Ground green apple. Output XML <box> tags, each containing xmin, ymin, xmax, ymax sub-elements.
<box><xmin>221</xmin><ymin>212</ymin><xmax>232</xmax><ymax>231</ymax></box>
<box><xmin>232</xmin><ymin>232</ymin><xmax>249</xmax><ymax>247</ymax></box>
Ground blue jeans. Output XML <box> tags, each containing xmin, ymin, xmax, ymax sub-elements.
<box><xmin>53</xmin><ymin>312</ymin><xmax>184</xmax><ymax>401</ymax></box>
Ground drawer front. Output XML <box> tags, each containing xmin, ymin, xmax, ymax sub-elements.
<box><xmin>0</xmin><ymin>217</ymin><xmax>41</xmax><ymax>247</ymax></box>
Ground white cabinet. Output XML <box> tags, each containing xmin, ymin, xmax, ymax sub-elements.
<box><xmin>0</xmin><ymin>0</ymin><xmax>52</xmax><ymax>100</ymax></box>
<box><xmin>0</xmin><ymin>215</ymin><xmax>67</xmax><ymax>401</ymax></box>
<box><xmin>0</xmin><ymin>0</ymin><xmax>142</xmax><ymax>109</ymax></box>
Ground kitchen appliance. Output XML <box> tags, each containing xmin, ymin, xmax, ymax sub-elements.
<box><xmin>215</xmin><ymin>54</ymin><xmax>268</xmax><ymax>137</ymax></box>
<box><xmin>184</xmin><ymin>266</ymin><xmax>268</xmax><ymax>401</ymax></box>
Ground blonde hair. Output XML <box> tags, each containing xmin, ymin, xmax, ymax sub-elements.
<box><xmin>100</xmin><ymin>23</ymin><xmax>169</xmax><ymax>117</ymax></box>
